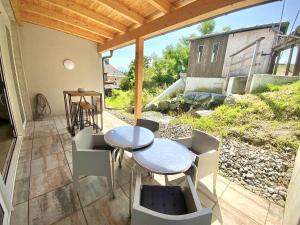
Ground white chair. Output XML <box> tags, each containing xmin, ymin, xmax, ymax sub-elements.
<box><xmin>130</xmin><ymin>173</ymin><xmax>212</xmax><ymax>225</ymax></box>
<box><xmin>174</xmin><ymin>130</ymin><xmax>220</xmax><ymax>189</ymax></box>
<box><xmin>72</xmin><ymin>127</ymin><xmax>114</xmax><ymax>197</ymax></box>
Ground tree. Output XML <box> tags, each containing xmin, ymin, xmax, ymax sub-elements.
<box><xmin>222</xmin><ymin>25</ymin><xmax>232</xmax><ymax>32</ymax></box>
<box><xmin>197</xmin><ymin>19</ymin><xmax>216</xmax><ymax>35</ymax></box>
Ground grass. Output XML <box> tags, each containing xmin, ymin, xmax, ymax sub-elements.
<box><xmin>172</xmin><ymin>80</ymin><xmax>300</xmax><ymax>152</ymax></box>
<box><xmin>106</xmin><ymin>87</ymin><xmax>164</xmax><ymax>109</ymax></box>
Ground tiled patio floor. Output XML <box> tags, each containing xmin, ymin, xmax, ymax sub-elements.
<box><xmin>10</xmin><ymin>111</ymin><xmax>284</xmax><ymax>225</ymax></box>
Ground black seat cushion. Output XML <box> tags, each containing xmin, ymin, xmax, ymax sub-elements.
<box><xmin>140</xmin><ymin>185</ymin><xmax>187</xmax><ymax>215</ymax></box>
<box><xmin>93</xmin><ymin>145</ymin><xmax>114</xmax><ymax>151</ymax></box>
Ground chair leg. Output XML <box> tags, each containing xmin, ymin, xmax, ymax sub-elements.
<box><xmin>118</xmin><ymin>149</ymin><xmax>124</xmax><ymax>168</ymax></box>
<box><xmin>213</xmin><ymin>172</ymin><xmax>217</xmax><ymax>193</ymax></box>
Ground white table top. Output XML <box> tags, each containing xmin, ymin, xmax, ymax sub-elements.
<box><xmin>132</xmin><ymin>138</ymin><xmax>193</xmax><ymax>175</ymax></box>
<box><xmin>104</xmin><ymin>126</ymin><xmax>154</xmax><ymax>150</ymax></box>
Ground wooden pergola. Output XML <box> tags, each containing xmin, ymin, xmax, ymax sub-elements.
<box><xmin>10</xmin><ymin>0</ymin><xmax>278</xmax><ymax>120</ymax></box>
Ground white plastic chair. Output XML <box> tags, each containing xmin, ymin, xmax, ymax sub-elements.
<box><xmin>174</xmin><ymin>130</ymin><xmax>220</xmax><ymax>189</ymax></box>
<box><xmin>72</xmin><ymin>127</ymin><xmax>114</xmax><ymax>197</ymax></box>
<box><xmin>130</xmin><ymin>172</ymin><xmax>212</xmax><ymax>225</ymax></box>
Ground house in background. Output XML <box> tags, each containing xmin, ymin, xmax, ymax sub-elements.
<box><xmin>103</xmin><ymin>59</ymin><xmax>126</xmax><ymax>96</ymax></box>
<box><xmin>184</xmin><ymin>22</ymin><xmax>292</xmax><ymax>94</ymax></box>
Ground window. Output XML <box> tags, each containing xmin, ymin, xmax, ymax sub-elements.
<box><xmin>197</xmin><ymin>45</ymin><xmax>204</xmax><ymax>63</ymax></box>
<box><xmin>211</xmin><ymin>42</ymin><xmax>219</xmax><ymax>63</ymax></box>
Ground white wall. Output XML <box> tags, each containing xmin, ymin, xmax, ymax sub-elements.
<box><xmin>184</xmin><ymin>77</ymin><xmax>225</xmax><ymax>93</ymax></box>
<box><xmin>249</xmin><ymin>74</ymin><xmax>300</xmax><ymax>92</ymax></box>
<box><xmin>222</xmin><ymin>28</ymin><xmax>277</xmax><ymax>77</ymax></box>
<box><xmin>19</xmin><ymin>23</ymin><xmax>104</xmax><ymax>116</ymax></box>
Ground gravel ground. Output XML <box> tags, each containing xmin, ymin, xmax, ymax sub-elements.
<box><xmin>108</xmin><ymin>109</ymin><xmax>295</xmax><ymax>206</ymax></box>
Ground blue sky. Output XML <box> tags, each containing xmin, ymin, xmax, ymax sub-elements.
<box><xmin>103</xmin><ymin>0</ymin><xmax>300</xmax><ymax>71</ymax></box>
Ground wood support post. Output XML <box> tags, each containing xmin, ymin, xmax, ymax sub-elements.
<box><xmin>285</xmin><ymin>45</ymin><xmax>295</xmax><ymax>76</ymax></box>
<box><xmin>134</xmin><ymin>37</ymin><xmax>144</xmax><ymax>121</ymax></box>
<box><xmin>273</xmin><ymin>53</ymin><xmax>281</xmax><ymax>75</ymax></box>
<box><xmin>268</xmin><ymin>52</ymin><xmax>277</xmax><ymax>74</ymax></box>
<box><xmin>293</xmin><ymin>46</ymin><xmax>300</xmax><ymax>76</ymax></box>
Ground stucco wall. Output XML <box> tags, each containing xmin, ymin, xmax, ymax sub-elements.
<box><xmin>249</xmin><ymin>74</ymin><xmax>300</xmax><ymax>92</ymax></box>
<box><xmin>222</xmin><ymin>28</ymin><xmax>277</xmax><ymax>77</ymax></box>
<box><xmin>19</xmin><ymin>23</ymin><xmax>104</xmax><ymax>116</ymax></box>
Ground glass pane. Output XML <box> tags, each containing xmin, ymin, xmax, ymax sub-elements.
<box><xmin>211</xmin><ymin>43</ymin><xmax>219</xmax><ymax>63</ymax></box>
<box><xmin>197</xmin><ymin>45</ymin><xmax>204</xmax><ymax>63</ymax></box>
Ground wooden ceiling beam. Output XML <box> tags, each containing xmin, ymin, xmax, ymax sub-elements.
<box><xmin>147</xmin><ymin>0</ymin><xmax>172</xmax><ymax>13</ymax></box>
<box><xmin>21</xmin><ymin>11</ymin><xmax>106</xmax><ymax>44</ymax></box>
<box><xmin>43</xmin><ymin>0</ymin><xmax>127</xmax><ymax>33</ymax></box>
<box><xmin>95</xmin><ymin>0</ymin><xmax>145</xmax><ymax>25</ymax></box>
<box><xmin>98</xmin><ymin>0</ymin><xmax>277</xmax><ymax>52</ymax></box>
<box><xmin>9</xmin><ymin>0</ymin><xmax>22</xmax><ymax>25</ymax></box>
<box><xmin>21</xmin><ymin>2</ymin><xmax>114</xmax><ymax>39</ymax></box>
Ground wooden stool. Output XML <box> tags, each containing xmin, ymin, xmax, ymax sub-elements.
<box><xmin>79</xmin><ymin>102</ymin><xmax>96</xmax><ymax>130</ymax></box>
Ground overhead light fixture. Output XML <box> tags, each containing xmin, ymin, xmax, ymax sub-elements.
<box><xmin>63</xmin><ymin>59</ymin><xmax>75</xmax><ymax>70</ymax></box>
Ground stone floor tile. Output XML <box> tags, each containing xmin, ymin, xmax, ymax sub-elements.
<box><xmin>34</xmin><ymin>119</ymin><xmax>55</xmax><ymax>127</ymax></box>
<box><xmin>265</xmin><ymin>202</ymin><xmax>284</xmax><ymax>225</ymax></box>
<box><xmin>34</xmin><ymin>125</ymin><xmax>58</xmax><ymax>138</ymax></box>
<box><xmin>197</xmin><ymin>174</ymin><xmax>230</xmax><ymax>203</ymax></box>
<box><xmin>18</xmin><ymin>149</ymin><xmax>32</xmax><ymax>163</ymax></box>
<box><xmin>22</xmin><ymin>139</ymin><xmax>33</xmax><ymax>150</ymax></box>
<box><xmin>32</xmin><ymin>143</ymin><xmax>63</xmax><ymax>160</ymax></box>
<box><xmin>213</xmin><ymin>199</ymin><xmax>260</xmax><ymax>225</ymax></box>
<box><xmin>26</xmin><ymin>121</ymin><xmax>34</xmax><ymax>128</ymax></box>
<box><xmin>77</xmin><ymin>176</ymin><xmax>112</xmax><ymax>206</ymax></box>
<box><xmin>13</xmin><ymin>177</ymin><xmax>29</xmax><ymax>205</ymax></box>
<box><xmin>220</xmin><ymin>182</ymin><xmax>269</xmax><ymax>224</ymax></box>
<box><xmin>16</xmin><ymin>161</ymin><xmax>31</xmax><ymax>181</ymax></box>
<box><xmin>63</xmin><ymin>144</ymin><xmax>72</xmax><ymax>152</ymax></box>
<box><xmin>59</xmin><ymin>132</ymin><xmax>72</xmax><ymax>145</ymax></box>
<box><xmin>65</xmin><ymin>151</ymin><xmax>72</xmax><ymax>165</ymax></box>
<box><xmin>30</xmin><ymin>166</ymin><xmax>71</xmax><ymax>199</ymax></box>
<box><xmin>10</xmin><ymin>202</ymin><xmax>28</xmax><ymax>225</ymax></box>
<box><xmin>29</xmin><ymin>184</ymin><xmax>81</xmax><ymax>225</ymax></box>
<box><xmin>33</xmin><ymin>135</ymin><xmax>61</xmax><ymax>149</ymax></box>
<box><xmin>51</xmin><ymin>210</ymin><xmax>87</xmax><ymax>225</ymax></box>
<box><xmin>31</xmin><ymin>152</ymin><xmax>67</xmax><ymax>176</ymax></box>
<box><xmin>84</xmin><ymin>188</ymin><xmax>129</xmax><ymax>225</ymax></box>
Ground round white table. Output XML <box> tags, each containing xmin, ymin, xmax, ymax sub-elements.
<box><xmin>104</xmin><ymin>125</ymin><xmax>154</xmax><ymax>150</ymax></box>
<box><xmin>132</xmin><ymin>138</ymin><xmax>193</xmax><ymax>175</ymax></box>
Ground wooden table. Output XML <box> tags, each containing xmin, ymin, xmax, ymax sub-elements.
<box><xmin>63</xmin><ymin>90</ymin><xmax>103</xmax><ymax>136</ymax></box>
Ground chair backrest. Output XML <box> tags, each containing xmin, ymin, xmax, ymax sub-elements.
<box><xmin>72</xmin><ymin>127</ymin><xmax>94</xmax><ymax>151</ymax></box>
<box><xmin>136</xmin><ymin>119</ymin><xmax>160</xmax><ymax>133</ymax></box>
<box><xmin>191</xmin><ymin>130</ymin><xmax>220</xmax><ymax>154</ymax></box>
<box><xmin>283</xmin><ymin>147</ymin><xmax>300</xmax><ymax>225</ymax></box>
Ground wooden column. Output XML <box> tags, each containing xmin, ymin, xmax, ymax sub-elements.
<box><xmin>268</xmin><ymin>52</ymin><xmax>277</xmax><ymax>74</ymax></box>
<box><xmin>285</xmin><ymin>45</ymin><xmax>295</xmax><ymax>75</ymax></box>
<box><xmin>134</xmin><ymin>37</ymin><xmax>144</xmax><ymax>121</ymax></box>
<box><xmin>293</xmin><ymin>46</ymin><xmax>300</xmax><ymax>76</ymax></box>
<box><xmin>273</xmin><ymin>53</ymin><xmax>281</xmax><ymax>75</ymax></box>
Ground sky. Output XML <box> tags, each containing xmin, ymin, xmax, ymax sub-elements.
<box><xmin>102</xmin><ymin>0</ymin><xmax>300</xmax><ymax>72</ymax></box>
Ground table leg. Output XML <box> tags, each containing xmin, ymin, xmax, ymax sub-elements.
<box><xmin>63</xmin><ymin>92</ymin><xmax>71</xmax><ymax>130</ymax></box>
<box><xmin>129</xmin><ymin>164</ymin><xmax>136</xmax><ymax>217</ymax></box>
<box><xmin>111</xmin><ymin>148</ymin><xmax>119</xmax><ymax>199</ymax></box>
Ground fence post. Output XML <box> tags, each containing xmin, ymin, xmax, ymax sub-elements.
<box><xmin>245</xmin><ymin>40</ymin><xmax>261</xmax><ymax>93</ymax></box>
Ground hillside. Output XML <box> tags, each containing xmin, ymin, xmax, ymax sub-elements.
<box><xmin>173</xmin><ymin>80</ymin><xmax>300</xmax><ymax>152</ymax></box>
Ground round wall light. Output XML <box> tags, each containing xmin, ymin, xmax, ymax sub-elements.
<box><xmin>63</xmin><ymin>59</ymin><xmax>75</xmax><ymax>70</ymax></box>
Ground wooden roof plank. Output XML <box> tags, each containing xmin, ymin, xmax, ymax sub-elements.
<box><xmin>21</xmin><ymin>11</ymin><xmax>106</xmax><ymax>43</ymax></box>
<box><xmin>95</xmin><ymin>0</ymin><xmax>145</xmax><ymax>25</ymax></box>
<box><xmin>42</xmin><ymin>0</ymin><xmax>128</xmax><ymax>33</ymax></box>
<box><xmin>21</xmin><ymin>2</ymin><xmax>114</xmax><ymax>39</ymax></box>
<box><xmin>9</xmin><ymin>0</ymin><xmax>22</xmax><ymax>24</ymax></box>
<box><xmin>147</xmin><ymin>0</ymin><xmax>171</xmax><ymax>13</ymax></box>
<box><xmin>98</xmin><ymin>0</ymin><xmax>278</xmax><ymax>52</ymax></box>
